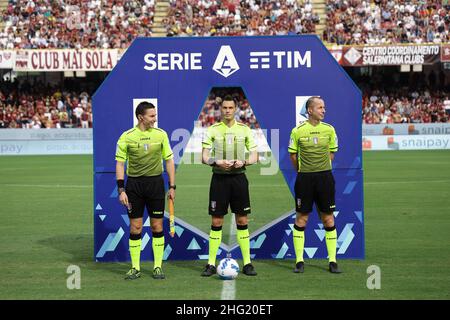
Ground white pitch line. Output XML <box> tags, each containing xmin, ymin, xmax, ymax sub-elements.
<box><xmin>1</xmin><ymin>183</ymin><xmax>92</xmax><ymax>189</ymax></box>
<box><xmin>182</xmin><ymin>180</ymin><xmax>450</xmax><ymax>188</ymax></box>
<box><xmin>365</xmin><ymin>179</ymin><xmax>450</xmax><ymax>185</ymax></box>
<box><xmin>221</xmin><ymin>214</ymin><xmax>237</xmax><ymax>300</ymax></box>
<box><xmin>181</xmin><ymin>184</ymin><xmax>286</xmax><ymax>188</ymax></box>
<box><xmin>2</xmin><ymin>179</ymin><xmax>449</xmax><ymax>191</ymax></box>
<box><xmin>0</xmin><ymin>166</ymin><xmax>57</xmax><ymax>172</ymax></box>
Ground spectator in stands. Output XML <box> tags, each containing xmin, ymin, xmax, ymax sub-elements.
<box><xmin>30</xmin><ymin>115</ymin><xmax>42</xmax><ymax>129</ymax></box>
<box><xmin>73</xmin><ymin>104</ymin><xmax>84</xmax><ymax>128</ymax></box>
<box><xmin>81</xmin><ymin>108</ymin><xmax>90</xmax><ymax>128</ymax></box>
<box><xmin>8</xmin><ymin>119</ymin><xmax>19</xmax><ymax>128</ymax></box>
<box><xmin>444</xmin><ymin>97</ymin><xmax>450</xmax><ymax>116</ymax></box>
<box><xmin>59</xmin><ymin>107</ymin><xmax>70</xmax><ymax>128</ymax></box>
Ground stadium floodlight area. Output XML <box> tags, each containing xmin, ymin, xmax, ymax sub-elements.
<box><xmin>93</xmin><ymin>36</ymin><xmax>363</xmax><ymax>262</ymax></box>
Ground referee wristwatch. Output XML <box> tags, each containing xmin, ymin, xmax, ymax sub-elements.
<box><xmin>169</xmin><ymin>185</ymin><xmax>176</xmax><ymax>190</ymax></box>
<box><xmin>207</xmin><ymin>157</ymin><xmax>216</xmax><ymax>166</ymax></box>
<box><xmin>117</xmin><ymin>180</ymin><xmax>126</xmax><ymax>195</ymax></box>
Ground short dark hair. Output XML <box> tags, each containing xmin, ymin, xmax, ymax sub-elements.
<box><xmin>306</xmin><ymin>96</ymin><xmax>321</xmax><ymax>110</ymax></box>
<box><xmin>135</xmin><ymin>101</ymin><xmax>155</xmax><ymax>118</ymax></box>
<box><xmin>222</xmin><ymin>95</ymin><xmax>235</xmax><ymax>105</ymax></box>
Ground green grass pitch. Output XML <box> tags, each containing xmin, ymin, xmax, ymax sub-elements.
<box><xmin>0</xmin><ymin>151</ymin><xmax>449</xmax><ymax>299</ymax></box>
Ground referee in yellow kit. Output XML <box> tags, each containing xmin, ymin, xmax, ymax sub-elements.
<box><xmin>201</xmin><ymin>95</ymin><xmax>259</xmax><ymax>277</ymax></box>
<box><xmin>115</xmin><ymin>101</ymin><xmax>175</xmax><ymax>280</ymax></box>
<box><xmin>288</xmin><ymin>96</ymin><xmax>341</xmax><ymax>274</ymax></box>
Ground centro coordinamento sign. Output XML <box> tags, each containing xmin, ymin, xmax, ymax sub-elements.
<box><xmin>341</xmin><ymin>45</ymin><xmax>440</xmax><ymax>66</ymax></box>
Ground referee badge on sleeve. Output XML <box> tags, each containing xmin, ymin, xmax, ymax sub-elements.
<box><xmin>211</xmin><ymin>201</ymin><xmax>216</xmax><ymax>211</ymax></box>
<box><xmin>297</xmin><ymin>198</ymin><xmax>301</xmax><ymax>207</ymax></box>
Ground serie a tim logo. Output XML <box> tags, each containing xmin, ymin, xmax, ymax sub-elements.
<box><xmin>143</xmin><ymin>45</ymin><xmax>311</xmax><ymax>75</ymax></box>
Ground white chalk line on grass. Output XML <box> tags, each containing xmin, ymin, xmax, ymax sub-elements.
<box><xmin>2</xmin><ymin>179</ymin><xmax>449</xmax><ymax>190</ymax></box>
<box><xmin>221</xmin><ymin>214</ymin><xmax>237</xmax><ymax>300</ymax></box>
<box><xmin>364</xmin><ymin>179</ymin><xmax>450</xmax><ymax>185</ymax></box>
<box><xmin>1</xmin><ymin>183</ymin><xmax>91</xmax><ymax>189</ymax></box>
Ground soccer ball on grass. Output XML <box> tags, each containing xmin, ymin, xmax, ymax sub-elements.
<box><xmin>217</xmin><ymin>258</ymin><xmax>240</xmax><ymax>280</ymax></box>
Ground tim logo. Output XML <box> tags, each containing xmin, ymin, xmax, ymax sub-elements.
<box><xmin>212</xmin><ymin>46</ymin><xmax>239</xmax><ymax>78</ymax></box>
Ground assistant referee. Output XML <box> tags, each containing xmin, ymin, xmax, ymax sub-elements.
<box><xmin>115</xmin><ymin>101</ymin><xmax>175</xmax><ymax>280</ymax></box>
<box><xmin>201</xmin><ymin>95</ymin><xmax>259</xmax><ymax>277</ymax></box>
<box><xmin>288</xmin><ymin>96</ymin><xmax>341</xmax><ymax>274</ymax></box>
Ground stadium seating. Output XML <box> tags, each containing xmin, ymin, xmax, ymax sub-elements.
<box><xmin>164</xmin><ymin>0</ymin><xmax>319</xmax><ymax>37</ymax></box>
<box><xmin>0</xmin><ymin>0</ymin><xmax>319</xmax><ymax>44</ymax></box>
<box><xmin>0</xmin><ymin>0</ymin><xmax>155</xmax><ymax>49</ymax></box>
<box><xmin>198</xmin><ymin>88</ymin><xmax>260</xmax><ymax>128</ymax></box>
<box><xmin>323</xmin><ymin>0</ymin><xmax>449</xmax><ymax>45</ymax></box>
<box><xmin>362</xmin><ymin>89</ymin><xmax>449</xmax><ymax>124</ymax></box>
<box><xmin>1</xmin><ymin>0</ymin><xmax>449</xmax><ymax>127</ymax></box>
<box><xmin>2</xmin><ymin>1</ymin><xmax>449</xmax><ymax>46</ymax></box>
<box><xmin>2</xmin><ymin>80</ymin><xmax>449</xmax><ymax>129</ymax></box>
<box><xmin>0</xmin><ymin>80</ymin><xmax>92</xmax><ymax>128</ymax></box>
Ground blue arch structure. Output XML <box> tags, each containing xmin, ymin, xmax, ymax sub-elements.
<box><xmin>93</xmin><ymin>36</ymin><xmax>364</xmax><ymax>262</ymax></box>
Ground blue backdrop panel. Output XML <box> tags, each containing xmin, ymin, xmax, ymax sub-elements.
<box><xmin>94</xmin><ymin>172</ymin><xmax>230</xmax><ymax>262</ymax></box>
<box><xmin>229</xmin><ymin>169</ymin><xmax>364</xmax><ymax>260</ymax></box>
<box><xmin>93</xmin><ymin>36</ymin><xmax>363</xmax><ymax>262</ymax></box>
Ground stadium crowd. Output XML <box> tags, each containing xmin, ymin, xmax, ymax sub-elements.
<box><xmin>324</xmin><ymin>0</ymin><xmax>450</xmax><ymax>45</ymax></box>
<box><xmin>362</xmin><ymin>89</ymin><xmax>449</xmax><ymax>123</ymax></box>
<box><xmin>1</xmin><ymin>0</ymin><xmax>449</xmax><ymax>127</ymax></box>
<box><xmin>0</xmin><ymin>0</ymin><xmax>155</xmax><ymax>49</ymax></box>
<box><xmin>357</xmin><ymin>67</ymin><xmax>450</xmax><ymax>123</ymax></box>
<box><xmin>198</xmin><ymin>88</ymin><xmax>260</xmax><ymax>128</ymax></box>
<box><xmin>0</xmin><ymin>80</ymin><xmax>92</xmax><ymax>129</ymax></box>
<box><xmin>165</xmin><ymin>0</ymin><xmax>319</xmax><ymax>37</ymax></box>
<box><xmin>1</xmin><ymin>0</ymin><xmax>449</xmax><ymax>45</ymax></box>
<box><xmin>2</xmin><ymin>82</ymin><xmax>449</xmax><ymax>129</ymax></box>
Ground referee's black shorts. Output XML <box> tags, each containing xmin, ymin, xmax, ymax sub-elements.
<box><xmin>294</xmin><ymin>170</ymin><xmax>336</xmax><ymax>214</ymax></box>
<box><xmin>209</xmin><ymin>173</ymin><xmax>251</xmax><ymax>216</ymax></box>
<box><xmin>125</xmin><ymin>175</ymin><xmax>165</xmax><ymax>219</ymax></box>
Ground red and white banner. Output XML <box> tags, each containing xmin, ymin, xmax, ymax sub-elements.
<box><xmin>0</xmin><ymin>50</ymin><xmax>15</xmax><ymax>69</ymax></box>
<box><xmin>13</xmin><ymin>49</ymin><xmax>118</xmax><ymax>71</ymax></box>
<box><xmin>2</xmin><ymin>44</ymin><xmax>449</xmax><ymax>71</ymax></box>
<box><xmin>341</xmin><ymin>45</ymin><xmax>440</xmax><ymax>66</ymax></box>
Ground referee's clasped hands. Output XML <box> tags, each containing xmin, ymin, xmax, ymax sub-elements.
<box><xmin>216</xmin><ymin>160</ymin><xmax>245</xmax><ymax>170</ymax></box>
